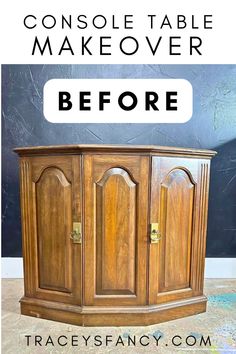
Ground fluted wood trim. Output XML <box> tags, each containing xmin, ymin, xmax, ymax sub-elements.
<box><xmin>20</xmin><ymin>158</ymin><xmax>34</xmax><ymax>296</ymax></box>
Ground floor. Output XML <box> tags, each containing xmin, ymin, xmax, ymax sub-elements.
<box><xmin>2</xmin><ymin>279</ymin><xmax>236</xmax><ymax>354</ymax></box>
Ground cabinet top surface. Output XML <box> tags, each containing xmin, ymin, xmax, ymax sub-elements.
<box><xmin>14</xmin><ymin>144</ymin><xmax>217</xmax><ymax>158</ymax></box>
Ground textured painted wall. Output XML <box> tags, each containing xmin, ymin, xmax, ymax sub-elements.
<box><xmin>2</xmin><ymin>64</ymin><xmax>236</xmax><ymax>257</ymax></box>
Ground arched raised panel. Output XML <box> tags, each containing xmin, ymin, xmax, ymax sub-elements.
<box><xmin>35</xmin><ymin>167</ymin><xmax>72</xmax><ymax>293</ymax></box>
<box><xmin>96</xmin><ymin>168</ymin><xmax>137</xmax><ymax>295</ymax></box>
<box><xmin>159</xmin><ymin>168</ymin><xmax>195</xmax><ymax>293</ymax></box>
<box><xmin>36</xmin><ymin>167</ymin><xmax>71</xmax><ymax>186</ymax></box>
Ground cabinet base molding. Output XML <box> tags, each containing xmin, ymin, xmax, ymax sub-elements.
<box><xmin>20</xmin><ymin>296</ymin><xmax>207</xmax><ymax>327</ymax></box>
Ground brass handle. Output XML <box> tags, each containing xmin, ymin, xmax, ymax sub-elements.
<box><xmin>150</xmin><ymin>223</ymin><xmax>161</xmax><ymax>243</ymax></box>
<box><xmin>70</xmin><ymin>222</ymin><xmax>82</xmax><ymax>244</ymax></box>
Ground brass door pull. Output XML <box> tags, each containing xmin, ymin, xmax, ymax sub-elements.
<box><xmin>150</xmin><ymin>223</ymin><xmax>161</xmax><ymax>243</ymax></box>
<box><xmin>70</xmin><ymin>222</ymin><xmax>82</xmax><ymax>244</ymax></box>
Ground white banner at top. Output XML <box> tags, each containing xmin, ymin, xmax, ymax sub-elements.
<box><xmin>1</xmin><ymin>0</ymin><xmax>235</xmax><ymax>64</ymax></box>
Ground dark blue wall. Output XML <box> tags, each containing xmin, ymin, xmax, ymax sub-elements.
<box><xmin>2</xmin><ymin>64</ymin><xmax>236</xmax><ymax>257</ymax></box>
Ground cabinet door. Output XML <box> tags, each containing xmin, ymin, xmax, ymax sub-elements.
<box><xmin>83</xmin><ymin>155</ymin><xmax>149</xmax><ymax>306</ymax></box>
<box><xmin>20</xmin><ymin>156</ymin><xmax>82</xmax><ymax>304</ymax></box>
<box><xmin>149</xmin><ymin>157</ymin><xmax>210</xmax><ymax>304</ymax></box>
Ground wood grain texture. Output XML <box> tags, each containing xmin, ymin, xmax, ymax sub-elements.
<box><xmin>16</xmin><ymin>145</ymin><xmax>215</xmax><ymax>326</ymax></box>
<box><xmin>149</xmin><ymin>157</ymin><xmax>203</xmax><ymax>304</ymax></box>
<box><xmin>191</xmin><ymin>161</ymin><xmax>211</xmax><ymax>293</ymax></box>
<box><xmin>83</xmin><ymin>155</ymin><xmax>149</xmax><ymax>306</ymax></box>
<box><xmin>159</xmin><ymin>169</ymin><xmax>194</xmax><ymax>293</ymax></box>
<box><xmin>20</xmin><ymin>295</ymin><xmax>207</xmax><ymax>326</ymax></box>
<box><xmin>96</xmin><ymin>168</ymin><xmax>136</xmax><ymax>295</ymax></box>
<box><xmin>35</xmin><ymin>167</ymin><xmax>72</xmax><ymax>293</ymax></box>
<box><xmin>14</xmin><ymin>144</ymin><xmax>216</xmax><ymax>158</ymax></box>
<box><xmin>20</xmin><ymin>158</ymin><xmax>36</xmax><ymax>297</ymax></box>
<box><xmin>20</xmin><ymin>155</ymin><xmax>82</xmax><ymax>305</ymax></box>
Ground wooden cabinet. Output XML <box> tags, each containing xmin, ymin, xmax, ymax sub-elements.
<box><xmin>14</xmin><ymin>144</ymin><xmax>216</xmax><ymax>326</ymax></box>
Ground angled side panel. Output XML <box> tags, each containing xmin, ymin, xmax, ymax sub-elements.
<box><xmin>35</xmin><ymin>167</ymin><xmax>72</xmax><ymax>293</ymax></box>
<box><xmin>159</xmin><ymin>169</ymin><xmax>195</xmax><ymax>292</ymax></box>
